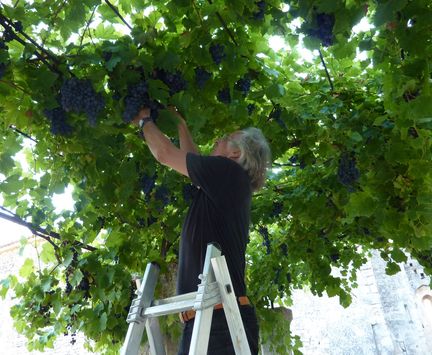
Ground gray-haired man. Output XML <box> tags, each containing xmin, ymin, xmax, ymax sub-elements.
<box><xmin>132</xmin><ymin>107</ymin><xmax>271</xmax><ymax>354</ymax></box>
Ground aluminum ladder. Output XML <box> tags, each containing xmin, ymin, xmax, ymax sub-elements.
<box><xmin>120</xmin><ymin>243</ymin><xmax>251</xmax><ymax>355</ymax></box>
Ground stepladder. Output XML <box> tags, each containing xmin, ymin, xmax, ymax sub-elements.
<box><xmin>121</xmin><ymin>243</ymin><xmax>251</xmax><ymax>355</ymax></box>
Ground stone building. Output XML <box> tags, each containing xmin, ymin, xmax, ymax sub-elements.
<box><xmin>290</xmin><ymin>250</ymin><xmax>432</xmax><ymax>355</ymax></box>
<box><xmin>1</xmin><ymin>234</ymin><xmax>432</xmax><ymax>354</ymax></box>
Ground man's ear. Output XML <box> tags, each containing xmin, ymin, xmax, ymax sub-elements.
<box><xmin>228</xmin><ymin>148</ymin><xmax>241</xmax><ymax>160</ymax></box>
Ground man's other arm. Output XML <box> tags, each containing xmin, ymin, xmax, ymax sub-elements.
<box><xmin>169</xmin><ymin>106</ymin><xmax>200</xmax><ymax>155</ymax></box>
<box><xmin>132</xmin><ymin>109</ymin><xmax>189</xmax><ymax>177</ymax></box>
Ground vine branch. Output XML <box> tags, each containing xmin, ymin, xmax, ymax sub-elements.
<box><xmin>9</xmin><ymin>125</ymin><xmax>38</xmax><ymax>143</ymax></box>
<box><xmin>0</xmin><ymin>208</ymin><xmax>97</xmax><ymax>252</ymax></box>
<box><xmin>79</xmin><ymin>5</ymin><xmax>97</xmax><ymax>48</ymax></box>
<box><xmin>0</xmin><ymin>16</ymin><xmax>60</xmax><ymax>74</ymax></box>
<box><xmin>104</xmin><ymin>0</ymin><xmax>133</xmax><ymax>31</ymax></box>
<box><xmin>319</xmin><ymin>49</ymin><xmax>334</xmax><ymax>92</ymax></box>
<box><xmin>0</xmin><ymin>12</ymin><xmax>61</xmax><ymax>65</ymax></box>
<box><xmin>0</xmin><ymin>79</ymin><xmax>32</xmax><ymax>96</ymax></box>
<box><xmin>206</xmin><ymin>0</ymin><xmax>238</xmax><ymax>46</ymax></box>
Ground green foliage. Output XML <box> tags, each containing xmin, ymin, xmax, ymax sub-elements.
<box><xmin>0</xmin><ymin>0</ymin><xmax>431</xmax><ymax>353</ymax></box>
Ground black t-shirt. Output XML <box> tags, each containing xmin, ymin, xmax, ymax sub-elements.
<box><xmin>176</xmin><ymin>153</ymin><xmax>252</xmax><ymax>296</ymax></box>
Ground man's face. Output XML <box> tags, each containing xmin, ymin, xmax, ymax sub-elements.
<box><xmin>211</xmin><ymin>131</ymin><xmax>241</xmax><ymax>158</ymax></box>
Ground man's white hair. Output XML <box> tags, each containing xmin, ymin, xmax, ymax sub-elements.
<box><xmin>228</xmin><ymin>127</ymin><xmax>271</xmax><ymax>191</ymax></box>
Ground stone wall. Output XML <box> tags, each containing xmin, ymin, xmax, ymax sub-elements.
<box><xmin>290</xmin><ymin>250</ymin><xmax>432</xmax><ymax>355</ymax></box>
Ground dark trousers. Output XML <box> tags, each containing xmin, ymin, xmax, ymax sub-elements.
<box><xmin>177</xmin><ymin>305</ymin><xmax>259</xmax><ymax>355</ymax></box>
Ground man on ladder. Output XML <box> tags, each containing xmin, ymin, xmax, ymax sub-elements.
<box><xmin>131</xmin><ymin>106</ymin><xmax>271</xmax><ymax>354</ymax></box>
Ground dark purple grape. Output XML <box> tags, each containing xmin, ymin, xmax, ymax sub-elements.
<box><xmin>60</xmin><ymin>78</ymin><xmax>105</xmax><ymax>126</ymax></box>
<box><xmin>0</xmin><ymin>40</ymin><xmax>8</xmax><ymax>50</ymax></box>
<box><xmin>155</xmin><ymin>186</ymin><xmax>170</xmax><ymax>210</ymax></box>
<box><xmin>139</xmin><ymin>173</ymin><xmax>156</xmax><ymax>198</ymax></box>
<box><xmin>330</xmin><ymin>253</ymin><xmax>340</xmax><ymax>262</ymax></box>
<box><xmin>183</xmin><ymin>184</ymin><xmax>198</xmax><ymax>203</ymax></box>
<box><xmin>235</xmin><ymin>76</ymin><xmax>251</xmax><ymax>96</ymax></box>
<box><xmin>252</xmin><ymin>1</ymin><xmax>266</xmax><ymax>20</ymax></box>
<box><xmin>3</xmin><ymin>26</ymin><xmax>14</xmax><ymax>42</ymax></box>
<box><xmin>155</xmin><ymin>69</ymin><xmax>187</xmax><ymax>95</ymax></box>
<box><xmin>308</xmin><ymin>13</ymin><xmax>335</xmax><ymax>47</ymax></box>
<box><xmin>270</xmin><ymin>201</ymin><xmax>283</xmax><ymax>217</ymax></box>
<box><xmin>247</xmin><ymin>104</ymin><xmax>256</xmax><ymax>115</ymax></box>
<box><xmin>122</xmin><ymin>81</ymin><xmax>150</xmax><ymax>122</ymax></box>
<box><xmin>209</xmin><ymin>44</ymin><xmax>226</xmax><ymax>65</ymax></box>
<box><xmin>0</xmin><ymin>62</ymin><xmax>6</xmax><ymax>80</ymax></box>
<box><xmin>337</xmin><ymin>152</ymin><xmax>360</xmax><ymax>188</ymax></box>
<box><xmin>289</xmin><ymin>155</ymin><xmax>298</xmax><ymax>164</ymax></box>
<box><xmin>102</xmin><ymin>51</ymin><xmax>112</xmax><ymax>62</ymax></box>
<box><xmin>258</xmin><ymin>226</ymin><xmax>271</xmax><ymax>254</ymax></box>
<box><xmin>195</xmin><ymin>67</ymin><xmax>212</xmax><ymax>89</ymax></box>
<box><xmin>13</xmin><ymin>21</ymin><xmax>23</xmax><ymax>32</ymax></box>
<box><xmin>217</xmin><ymin>87</ymin><xmax>231</xmax><ymax>104</ymax></box>
<box><xmin>408</xmin><ymin>127</ymin><xmax>418</xmax><ymax>138</ymax></box>
<box><xmin>43</xmin><ymin>107</ymin><xmax>73</xmax><ymax>136</ymax></box>
<box><xmin>270</xmin><ymin>106</ymin><xmax>287</xmax><ymax>130</ymax></box>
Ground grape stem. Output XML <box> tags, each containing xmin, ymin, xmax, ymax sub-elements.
<box><xmin>319</xmin><ymin>49</ymin><xmax>334</xmax><ymax>92</ymax></box>
<box><xmin>104</xmin><ymin>0</ymin><xmax>133</xmax><ymax>31</ymax></box>
<box><xmin>79</xmin><ymin>5</ymin><xmax>98</xmax><ymax>49</ymax></box>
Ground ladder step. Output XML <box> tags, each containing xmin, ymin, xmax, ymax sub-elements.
<box><xmin>152</xmin><ymin>291</ymin><xmax>197</xmax><ymax>306</ymax></box>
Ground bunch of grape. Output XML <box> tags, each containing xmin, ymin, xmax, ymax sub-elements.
<box><xmin>270</xmin><ymin>106</ymin><xmax>287</xmax><ymax>129</ymax></box>
<box><xmin>155</xmin><ymin>185</ymin><xmax>170</xmax><ymax>210</ymax></box>
<box><xmin>122</xmin><ymin>81</ymin><xmax>150</xmax><ymax>122</ymax></box>
<box><xmin>102</xmin><ymin>51</ymin><xmax>112</xmax><ymax>62</ymax></box>
<box><xmin>2</xmin><ymin>24</ymin><xmax>14</xmax><ymax>42</ymax></box>
<box><xmin>309</xmin><ymin>13</ymin><xmax>335</xmax><ymax>47</ymax></box>
<box><xmin>77</xmin><ymin>271</ymin><xmax>91</xmax><ymax>299</ymax></box>
<box><xmin>330</xmin><ymin>253</ymin><xmax>340</xmax><ymax>262</ymax></box>
<box><xmin>259</xmin><ymin>226</ymin><xmax>271</xmax><ymax>255</ymax></box>
<box><xmin>43</xmin><ymin>107</ymin><xmax>73</xmax><ymax>136</ymax></box>
<box><xmin>289</xmin><ymin>155</ymin><xmax>298</xmax><ymax>164</ymax></box>
<box><xmin>0</xmin><ymin>40</ymin><xmax>7</xmax><ymax>50</ymax></box>
<box><xmin>247</xmin><ymin>103</ymin><xmax>256</xmax><ymax>115</ymax></box>
<box><xmin>155</xmin><ymin>69</ymin><xmax>187</xmax><ymax>95</ymax></box>
<box><xmin>280</xmin><ymin>243</ymin><xmax>288</xmax><ymax>257</ymax></box>
<box><xmin>252</xmin><ymin>1</ymin><xmax>266</xmax><ymax>20</ymax></box>
<box><xmin>183</xmin><ymin>183</ymin><xmax>198</xmax><ymax>204</ymax></box>
<box><xmin>217</xmin><ymin>87</ymin><xmax>231</xmax><ymax>104</ymax></box>
<box><xmin>139</xmin><ymin>173</ymin><xmax>156</xmax><ymax>199</ymax></box>
<box><xmin>235</xmin><ymin>76</ymin><xmax>251</xmax><ymax>96</ymax></box>
<box><xmin>195</xmin><ymin>67</ymin><xmax>212</xmax><ymax>89</ymax></box>
<box><xmin>12</xmin><ymin>21</ymin><xmax>23</xmax><ymax>32</ymax></box>
<box><xmin>270</xmin><ymin>201</ymin><xmax>283</xmax><ymax>217</ymax></box>
<box><xmin>337</xmin><ymin>152</ymin><xmax>360</xmax><ymax>187</ymax></box>
<box><xmin>65</xmin><ymin>267</ymin><xmax>73</xmax><ymax>294</ymax></box>
<box><xmin>60</xmin><ymin>78</ymin><xmax>105</xmax><ymax>126</ymax></box>
<box><xmin>209</xmin><ymin>44</ymin><xmax>226</xmax><ymax>65</ymax></box>
<box><xmin>0</xmin><ymin>62</ymin><xmax>6</xmax><ymax>80</ymax></box>
<box><xmin>408</xmin><ymin>127</ymin><xmax>418</xmax><ymax>138</ymax></box>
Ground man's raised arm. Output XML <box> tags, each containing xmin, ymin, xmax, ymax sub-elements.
<box><xmin>169</xmin><ymin>107</ymin><xmax>200</xmax><ymax>155</ymax></box>
<box><xmin>132</xmin><ymin>108</ymin><xmax>189</xmax><ymax>177</ymax></box>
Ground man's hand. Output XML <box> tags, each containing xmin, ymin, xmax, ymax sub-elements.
<box><xmin>168</xmin><ymin>106</ymin><xmax>186</xmax><ymax>126</ymax></box>
<box><xmin>131</xmin><ymin>107</ymin><xmax>151</xmax><ymax>126</ymax></box>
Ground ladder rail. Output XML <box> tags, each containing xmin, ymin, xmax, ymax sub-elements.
<box><xmin>121</xmin><ymin>262</ymin><xmax>161</xmax><ymax>355</ymax></box>
<box><xmin>212</xmin><ymin>256</ymin><xmax>252</xmax><ymax>355</ymax></box>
